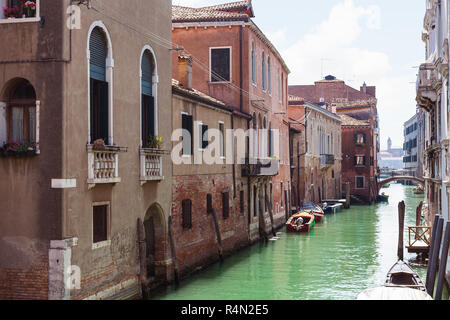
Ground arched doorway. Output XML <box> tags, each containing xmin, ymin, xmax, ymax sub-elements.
<box><xmin>143</xmin><ymin>203</ymin><xmax>166</xmax><ymax>282</ymax></box>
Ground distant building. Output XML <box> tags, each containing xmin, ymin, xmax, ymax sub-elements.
<box><xmin>289</xmin><ymin>76</ymin><xmax>379</xmax><ymax>204</ymax></box>
<box><xmin>379</xmin><ymin>137</ymin><xmax>403</xmax><ymax>170</ymax></box>
<box><xmin>403</xmin><ymin>114</ymin><xmax>419</xmax><ymax>178</ymax></box>
<box><xmin>288</xmin><ymin>95</ymin><xmax>342</xmax><ymax>207</ymax></box>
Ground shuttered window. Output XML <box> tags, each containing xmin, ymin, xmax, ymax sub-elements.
<box><xmin>93</xmin><ymin>205</ymin><xmax>108</xmax><ymax>243</ymax></box>
<box><xmin>222</xmin><ymin>190</ymin><xmax>230</xmax><ymax>219</ymax></box>
<box><xmin>182</xmin><ymin>199</ymin><xmax>192</xmax><ymax>230</ymax></box>
<box><xmin>89</xmin><ymin>27</ymin><xmax>107</xmax><ymax>82</ymax></box>
<box><xmin>211</xmin><ymin>48</ymin><xmax>231</xmax><ymax>82</ymax></box>
<box><xmin>182</xmin><ymin>114</ymin><xmax>193</xmax><ymax>155</ymax></box>
<box><xmin>141</xmin><ymin>50</ymin><xmax>153</xmax><ymax>96</ymax></box>
<box><xmin>354</xmin><ymin>155</ymin><xmax>366</xmax><ymax>166</ymax></box>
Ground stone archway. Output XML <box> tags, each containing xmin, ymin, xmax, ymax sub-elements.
<box><xmin>143</xmin><ymin>203</ymin><xmax>167</xmax><ymax>282</ymax></box>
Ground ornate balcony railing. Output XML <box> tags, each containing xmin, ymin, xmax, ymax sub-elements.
<box><xmin>87</xmin><ymin>145</ymin><xmax>127</xmax><ymax>188</ymax></box>
<box><xmin>140</xmin><ymin>148</ymin><xmax>168</xmax><ymax>183</ymax></box>
<box><xmin>242</xmin><ymin>158</ymin><xmax>279</xmax><ymax>177</ymax></box>
<box><xmin>416</xmin><ymin>63</ymin><xmax>438</xmax><ymax>111</ymax></box>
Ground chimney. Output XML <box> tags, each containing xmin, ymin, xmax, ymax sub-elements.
<box><xmin>178</xmin><ymin>53</ymin><xmax>192</xmax><ymax>90</ymax></box>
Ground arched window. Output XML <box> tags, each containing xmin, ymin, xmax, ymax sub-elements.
<box><xmin>141</xmin><ymin>49</ymin><xmax>156</xmax><ymax>147</ymax></box>
<box><xmin>262</xmin><ymin>52</ymin><xmax>266</xmax><ymax>91</ymax></box>
<box><xmin>252</xmin><ymin>112</ymin><xmax>258</xmax><ymax>158</ymax></box>
<box><xmin>88</xmin><ymin>23</ymin><xmax>113</xmax><ymax>145</ymax></box>
<box><xmin>89</xmin><ymin>27</ymin><xmax>109</xmax><ymax>144</ymax></box>
<box><xmin>5</xmin><ymin>79</ymin><xmax>37</xmax><ymax>144</ymax></box>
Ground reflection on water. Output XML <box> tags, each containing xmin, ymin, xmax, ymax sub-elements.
<box><xmin>152</xmin><ymin>184</ymin><xmax>428</xmax><ymax>300</ymax></box>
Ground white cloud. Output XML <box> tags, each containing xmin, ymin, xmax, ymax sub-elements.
<box><xmin>284</xmin><ymin>0</ymin><xmax>388</xmax><ymax>84</ymax></box>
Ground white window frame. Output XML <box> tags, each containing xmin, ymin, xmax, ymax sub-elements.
<box><xmin>139</xmin><ymin>45</ymin><xmax>159</xmax><ymax>148</ymax></box>
<box><xmin>251</xmin><ymin>42</ymin><xmax>257</xmax><ymax>87</ymax></box>
<box><xmin>0</xmin><ymin>0</ymin><xmax>40</xmax><ymax>23</ymax></box>
<box><xmin>355</xmin><ymin>154</ymin><xmax>366</xmax><ymax>166</ymax></box>
<box><xmin>209</xmin><ymin>46</ymin><xmax>232</xmax><ymax>84</ymax></box>
<box><xmin>87</xmin><ymin>21</ymin><xmax>114</xmax><ymax>146</ymax></box>
<box><xmin>218</xmin><ymin>120</ymin><xmax>225</xmax><ymax>158</ymax></box>
<box><xmin>181</xmin><ymin>111</ymin><xmax>192</xmax><ymax>158</ymax></box>
<box><xmin>91</xmin><ymin>201</ymin><xmax>111</xmax><ymax>250</ymax></box>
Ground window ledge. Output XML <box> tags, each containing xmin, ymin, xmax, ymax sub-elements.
<box><xmin>0</xmin><ymin>17</ymin><xmax>40</xmax><ymax>24</ymax></box>
<box><xmin>209</xmin><ymin>81</ymin><xmax>232</xmax><ymax>85</ymax></box>
<box><xmin>92</xmin><ymin>240</ymin><xmax>111</xmax><ymax>250</ymax></box>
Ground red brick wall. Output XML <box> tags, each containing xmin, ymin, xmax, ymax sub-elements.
<box><xmin>341</xmin><ymin>127</ymin><xmax>375</xmax><ymax>202</ymax></box>
<box><xmin>172</xmin><ymin>174</ymin><xmax>249</xmax><ymax>276</ymax></box>
<box><xmin>0</xmin><ymin>255</ymin><xmax>48</xmax><ymax>300</ymax></box>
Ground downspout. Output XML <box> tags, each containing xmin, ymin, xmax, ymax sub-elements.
<box><xmin>232</xmin><ymin>113</ymin><xmax>236</xmax><ymax>199</ymax></box>
<box><xmin>239</xmin><ymin>25</ymin><xmax>243</xmax><ymax>112</ymax></box>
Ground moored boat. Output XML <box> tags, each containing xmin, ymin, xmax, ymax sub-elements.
<box><xmin>384</xmin><ymin>260</ymin><xmax>426</xmax><ymax>291</ymax></box>
<box><xmin>286</xmin><ymin>212</ymin><xmax>315</xmax><ymax>233</ymax></box>
<box><xmin>300</xmin><ymin>202</ymin><xmax>324</xmax><ymax>222</ymax></box>
<box><xmin>377</xmin><ymin>193</ymin><xmax>389</xmax><ymax>202</ymax></box>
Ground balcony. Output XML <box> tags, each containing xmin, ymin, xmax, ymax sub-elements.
<box><xmin>242</xmin><ymin>158</ymin><xmax>279</xmax><ymax>177</ymax></box>
<box><xmin>140</xmin><ymin>148</ymin><xmax>169</xmax><ymax>184</ymax></box>
<box><xmin>0</xmin><ymin>0</ymin><xmax>40</xmax><ymax>24</ymax></box>
<box><xmin>87</xmin><ymin>145</ymin><xmax>127</xmax><ymax>189</ymax></box>
<box><xmin>320</xmin><ymin>154</ymin><xmax>335</xmax><ymax>168</ymax></box>
<box><xmin>416</xmin><ymin>63</ymin><xmax>438</xmax><ymax>111</ymax></box>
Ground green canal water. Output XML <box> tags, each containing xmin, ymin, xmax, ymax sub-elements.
<box><xmin>152</xmin><ymin>184</ymin><xmax>439</xmax><ymax>300</ymax></box>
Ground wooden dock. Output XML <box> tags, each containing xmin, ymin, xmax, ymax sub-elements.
<box><xmin>406</xmin><ymin>226</ymin><xmax>431</xmax><ymax>254</ymax></box>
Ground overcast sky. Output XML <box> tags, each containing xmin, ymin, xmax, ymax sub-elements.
<box><xmin>174</xmin><ymin>0</ymin><xmax>426</xmax><ymax>150</ymax></box>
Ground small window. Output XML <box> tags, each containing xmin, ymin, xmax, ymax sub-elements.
<box><xmin>210</xmin><ymin>48</ymin><xmax>231</xmax><ymax>82</ymax></box>
<box><xmin>206</xmin><ymin>194</ymin><xmax>213</xmax><ymax>214</ymax></box>
<box><xmin>354</xmin><ymin>155</ymin><xmax>366</xmax><ymax>166</ymax></box>
<box><xmin>182</xmin><ymin>114</ymin><xmax>193</xmax><ymax>155</ymax></box>
<box><xmin>182</xmin><ymin>199</ymin><xmax>192</xmax><ymax>230</ymax></box>
<box><xmin>251</xmin><ymin>43</ymin><xmax>256</xmax><ymax>85</ymax></box>
<box><xmin>93</xmin><ymin>204</ymin><xmax>108</xmax><ymax>243</ymax></box>
<box><xmin>199</xmin><ymin>123</ymin><xmax>208</xmax><ymax>150</ymax></box>
<box><xmin>356</xmin><ymin>177</ymin><xmax>365</xmax><ymax>189</ymax></box>
<box><xmin>222</xmin><ymin>191</ymin><xmax>230</xmax><ymax>219</ymax></box>
<box><xmin>240</xmin><ymin>190</ymin><xmax>245</xmax><ymax>214</ymax></box>
<box><xmin>219</xmin><ymin>122</ymin><xmax>225</xmax><ymax>157</ymax></box>
<box><xmin>354</xmin><ymin>133</ymin><xmax>366</xmax><ymax>145</ymax></box>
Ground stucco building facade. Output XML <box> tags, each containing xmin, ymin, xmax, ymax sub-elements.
<box><xmin>0</xmin><ymin>0</ymin><xmax>173</xmax><ymax>299</ymax></box>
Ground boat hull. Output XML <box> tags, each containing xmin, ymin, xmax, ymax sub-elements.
<box><xmin>384</xmin><ymin>260</ymin><xmax>426</xmax><ymax>292</ymax></box>
<box><xmin>286</xmin><ymin>213</ymin><xmax>315</xmax><ymax>233</ymax></box>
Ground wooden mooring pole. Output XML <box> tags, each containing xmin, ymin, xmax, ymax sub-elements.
<box><xmin>168</xmin><ymin>216</ymin><xmax>180</xmax><ymax>285</ymax></box>
<box><xmin>210</xmin><ymin>208</ymin><xmax>224</xmax><ymax>261</ymax></box>
<box><xmin>435</xmin><ymin>221</ymin><xmax>450</xmax><ymax>300</ymax></box>
<box><xmin>137</xmin><ymin>218</ymin><xmax>149</xmax><ymax>299</ymax></box>
<box><xmin>416</xmin><ymin>201</ymin><xmax>423</xmax><ymax>227</ymax></box>
<box><xmin>426</xmin><ymin>215</ymin><xmax>444</xmax><ymax>297</ymax></box>
<box><xmin>345</xmin><ymin>182</ymin><xmax>351</xmax><ymax>209</ymax></box>
<box><xmin>265</xmin><ymin>196</ymin><xmax>276</xmax><ymax>237</ymax></box>
<box><xmin>259</xmin><ymin>197</ymin><xmax>269</xmax><ymax>242</ymax></box>
<box><xmin>398</xmin><ymin>201</ymin><xmax>405</xmax><ymax>261</ymax></box>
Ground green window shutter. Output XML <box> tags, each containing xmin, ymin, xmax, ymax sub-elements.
<box><xmin>222</xmin><ymin>191</ymin><xmax>230</xmax><ymax>219</ymax></box>
<box><xmin>89</xmin><ymin>27</ymin><xmax>107</xmax><ymax>82</ymax></box>
<box><xmin>182</xmin><ymin>199</ymin><xmax>192</xmax><ymax>230</ymax></box>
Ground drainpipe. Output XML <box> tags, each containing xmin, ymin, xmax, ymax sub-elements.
<box><xmin>441</xmin><ymin>79</ymin><xmax>448</xmax><ymax>221</ymax></box>
<box><xmin>239</xmin><ymin>25</ymin><xmax>243</xmax><ymax>112</ymax></box>
<box><xmin>232</xmin><ymin>114</ymin><xmax>236</xmax><ymax>199</ymax></box>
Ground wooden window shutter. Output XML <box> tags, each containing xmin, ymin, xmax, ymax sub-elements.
<box><xmin>222</xmin><ymin>191</ymin><xmax>230</xmax><ymax>219</ymax></box>
<box><xmin>182</xmin><ymin>199</ymin><xmax>192</xmax><ymax>229</ymax></box>
<box><xmin>240</xmin><ymin>190</ymin><xmax>244</xmax><ymax>214</ymax></box>
<box><xmin>89</xmin><ymin>27</ymin><xmax>107</xmax><ymax>82</ymax></box>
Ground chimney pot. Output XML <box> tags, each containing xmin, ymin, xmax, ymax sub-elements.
<box><xmin>178</xmin><ymin>54</ymin><xmax>192</xmax><ymax>90</ymax></box>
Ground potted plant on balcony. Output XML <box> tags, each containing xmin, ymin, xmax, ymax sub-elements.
<box><xmin>22</xmin><ymin>1</ymin><xmax>36</xmax><ymax>18</ymax></box>
<box><xmin>92</xmin><ymin>138</ymin><xmax>107</xmax><ymax>151</ymax></box>
<box><xmin>2</xmin><ymin>141</ymin><xmax>36</xmax><ymax>157</ymax></box>
<box><xmin>3</xmin><ymin>6</ymin><xmax>19</xmax><ymax>18</ymax></box>
<box><xmin>146</xmin><ymin>135</ymin><xmax>163</xmax><ymax>149</ymax></box>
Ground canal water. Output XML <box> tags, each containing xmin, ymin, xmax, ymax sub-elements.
<box><xmin>152</xmin><ymin>184</ymin><xmax>437</xmax><ymax>300</ymax></box>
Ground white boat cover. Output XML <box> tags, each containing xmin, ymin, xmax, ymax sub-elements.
<box><xmin>357</xmin><ymin>287</ymin><xmax>433</xmax><ymax>300</ymax></box>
